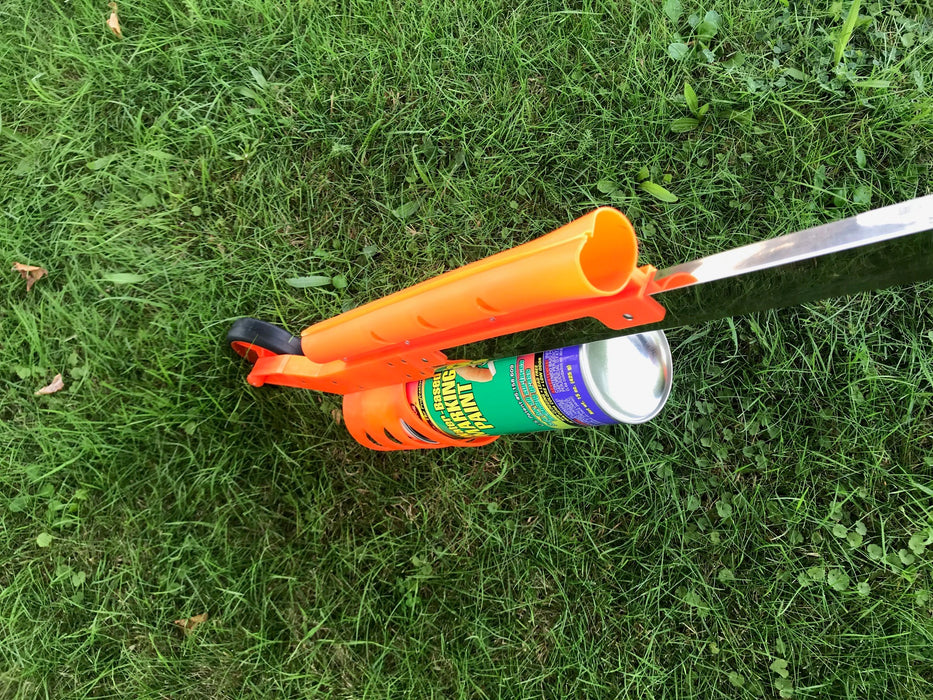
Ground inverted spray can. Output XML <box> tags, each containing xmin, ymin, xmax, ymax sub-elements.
<box><xmin>404</xmin><ymin>331</ymin><xmax>672</xmax><ymax>439</ymax></box>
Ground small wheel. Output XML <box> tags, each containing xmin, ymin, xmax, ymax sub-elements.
<box><xmin>227</xmin><ymin>318</ymin><xmax>303</xmax><ymax>363</ymax></box>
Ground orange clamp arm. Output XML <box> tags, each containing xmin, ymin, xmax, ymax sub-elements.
<box><xmin>300</xmin><ymin>207</ymin><xmax>638</xmax><ymax>363</ymax></box>
<box><xmin>246</xmin><ymin>207</ymin><xmax>676</xmax><ymax>394</ymax></box>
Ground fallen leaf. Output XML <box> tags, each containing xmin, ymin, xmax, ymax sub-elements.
<box><xmin>35</xmin><ymin>374</ymin><xmax>65</xmax><ymax>396</ymax></box>
<box><xmin>107</xmin><ymin>2</ymin><xmax>123</xmax><ymax>39</ymax></box>
<box><xmin>12</xmin><ymin>262</ymin><xmax>48</xmax><ymax>292</ymax></box>
<box><xmin>174</xmin><ymin>612</ymin><xmax>208</xmax><ymax>635</ymax></box>
<box><xmin>331</xmin><ymin>408</ymin><xmax>343</xmax><ymax>425</ymax></box>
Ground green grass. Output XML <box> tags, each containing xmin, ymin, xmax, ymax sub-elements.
<box><xmin>2</xmin><ymin>0</ymin><xmax>932</xmax><ymax>697</ymax></box>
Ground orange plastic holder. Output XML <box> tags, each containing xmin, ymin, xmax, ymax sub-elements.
<box><xmin>343</xmin><ymin>381</ymin><xmax>498</xmax><ymax>451</ymax></box>
<box><xmin>245</xmin><ymin>207</ymin><xmax>682</xmax><ymax>394</ymax></box>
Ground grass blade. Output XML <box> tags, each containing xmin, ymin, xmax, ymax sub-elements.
<box><xmin>671</xmin><ymin>117</ymin><xmax>699</xmax><ymax>133</ymax></box>
<box><xmin>285</xmin><ymin>276</ymin><xmax>331</xmax><ymax>288</ymax></box>
<box><xmin>834</xmin><ymin>0</ymin><xmax>862</xmax><ymax>66</ymax></box>
<box><xmin>684</xmin><ymin>82</ymin><xmax>699</xmax><ymax>117</ymax></box>
<box><xmin>392</xmin><ymin>200</ymin><xmax>421</xmax><ymax>219</ymax></box>
<box><xmin>101</xmin><ymin>273</ymin><xmax>147</xmax><ymax>284</ymax></box>
<box><xmin>639</xmin><ymin>180</ymin><xmax>679</xmax><ymax>202</ymax></box>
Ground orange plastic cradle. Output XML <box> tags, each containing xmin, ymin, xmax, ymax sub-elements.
<box><xmin>244</xmin><ymin>207</ymin><xmax>675</xmax><ymax>395</ymax></box>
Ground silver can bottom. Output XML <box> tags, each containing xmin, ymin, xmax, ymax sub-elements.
<box><xmin>578</xmin><ymin>331</ymin><xmax>673</xmax><ymax>424</ymax></box>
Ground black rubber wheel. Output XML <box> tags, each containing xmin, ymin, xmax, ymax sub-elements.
<box><xmin>227</xmin><ymin>318</ymin><xmax>303</xmax><ymax>362</ymax></box>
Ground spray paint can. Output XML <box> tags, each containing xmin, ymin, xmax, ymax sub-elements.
<box><xmin>404</xmin><ymin>331</ymin><xmax>672</xmax><ymax>438</ymax></box>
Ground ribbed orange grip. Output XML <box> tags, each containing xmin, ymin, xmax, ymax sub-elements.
<box><xmin>301</xmin><ymin>208</ymin><xmax>637</xmax><ymax>363</ymax></box>
<box><xmin>342</xmin><ymin>382</ymin><xmax>497</xmax><ymax>451</ymax></box>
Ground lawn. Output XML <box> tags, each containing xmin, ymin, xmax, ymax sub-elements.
<box><xmin>1</xmin><ymin>0</ymin><xmax>932</xmax><ymax>697</ymax></box>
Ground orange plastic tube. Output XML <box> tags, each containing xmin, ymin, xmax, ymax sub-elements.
<box><xmin>245</xmin><ymin>263</ymin><xmax>669</xmax><ymax>394</ymax></box>
<box><xmin>301</xmin><ymin>208</ymin><xmax>638</xmax><ymax>363</ymax></box>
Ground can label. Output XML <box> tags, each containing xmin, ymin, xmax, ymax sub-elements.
<box><xmin>408</xmin><ymin>346</ymin><xmax>618</xmax><ymax>438</ymax></box>
<box><xmin>542</xmin><ymin>345</ymin><xmax>617</xmax><ymax>426</ymax></box>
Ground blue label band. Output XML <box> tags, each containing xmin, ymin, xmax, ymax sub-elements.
<box><xmin>541</xmin><ymin>346</ymin><xmax>618</xmax><ymax>426</ymax></box>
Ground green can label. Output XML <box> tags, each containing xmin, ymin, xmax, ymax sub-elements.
<box><xmin>408</xmin><ymin>347</ymin><xmax>617</xmax><ymax>438</ymax></box>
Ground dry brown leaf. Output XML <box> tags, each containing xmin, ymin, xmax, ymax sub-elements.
<box><xmin>173</xmin><ymin>612</ymin><xmax>208</xmax><ymax>635</ymax></box>
<box><xmin>107</xmin><ymin>2</ymin><xmax>123</xmax><ymax>39</ymax></box>
<box><xmin>12</xmin><ymin>262</ymin><xmax>48</xmax><ymax>292</ymax></box>
<box><xmin>35</xmin><ymin>374</ymin><xmax>65</xmax><ymax>396</ymax></box>
<box><xmin>331</xmin><ymin>408</ymin><xmax>343</xmax><ymax>426</ymax></box>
